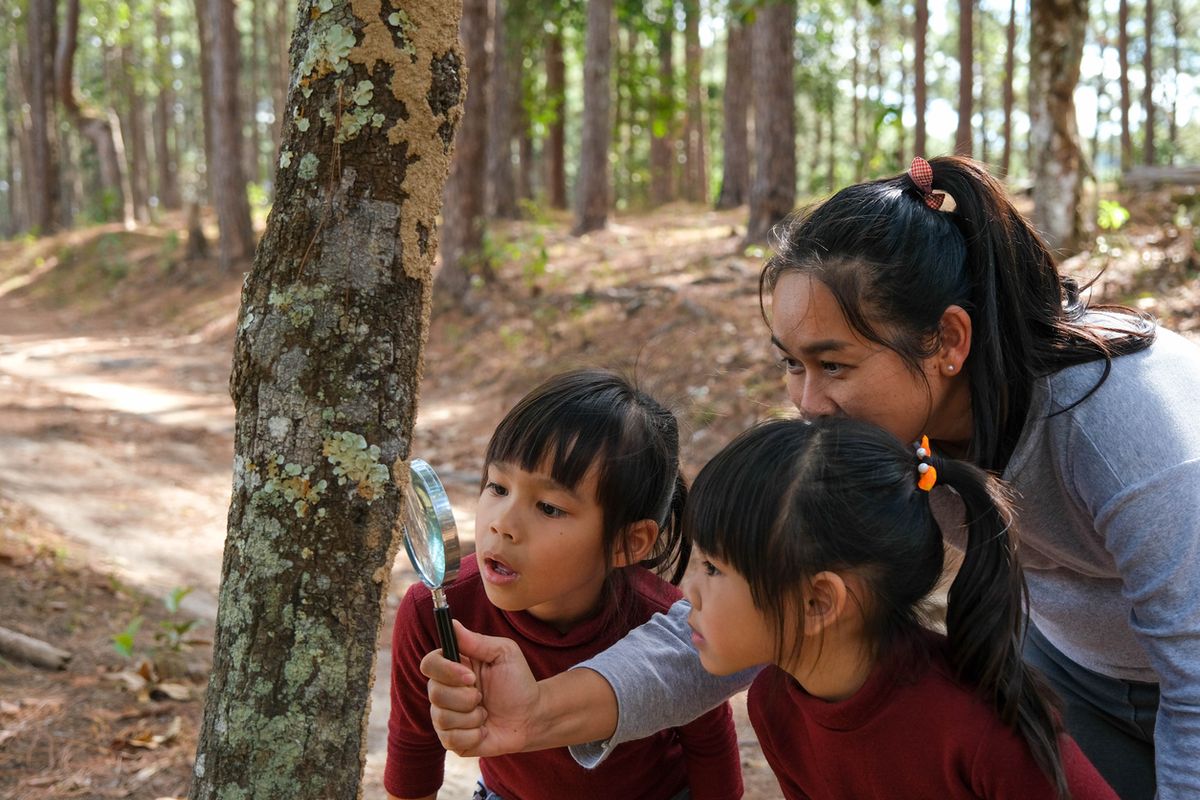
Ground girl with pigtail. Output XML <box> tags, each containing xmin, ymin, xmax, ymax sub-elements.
<box><xmin>421</xmin><ymin>157</ymin><xmax>1200</xmax><ymax>799</ymax></box>
<box><xmin>683</xmin><ymin>417</ymin><xmax>1114</xmax><ymax>799</ymax></box>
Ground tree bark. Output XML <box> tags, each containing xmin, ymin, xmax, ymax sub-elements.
<box><xmin>956</xmin><ymin>0</ymin><xmax>974</xmax><ymax>156</ymax></box>
<box><xmin>1167</xmin><ymin>0</ymin><xmax>1179</xmax><ymax>159</ymax></box>
<box><xmin>154</xmin><ymin>6</ymin><xmax>182</xmax><ymax>210</ymax></box>
<box><xmin>573</xmin><ymin>0</ymin><xmax>614</xmax><ymax>235</ymax></box>
<box><xmin>1001</xmin><ymin>0</ymin><xmax>1017</xmax><ymax>175</ymax></box>
<box><xmin>26</xmin><ymin>0</ymin><xmax>61</xmax><ymax>234</ymax></box>
<box><xmin>745</xmin><ymin>0</ymin><xmax>796</xmax><ymax>244</ymax></box>
<box><xmin>187</xmin><ymin>2</ymin><xmax>464</xmax><ymax>797</ymax></box>
<box><xmin>487</xmin><ymin>0</ymin><xmax>519</xmax><ymax>219</ymax></box>
<box><xmin>649</xmin><ymin>3</ymin><xmax>675</xmax><ymax>207</ymax></box>
<box><xmin>1142</xmin><ymin>0</ymin><xmax>1155</xmax><ymax>165</ymax></box>
<box><xmin>1118</xmin><ymin>0</ymin><xmax>1132</xmax><ymax>169</ymax></box>
<box><xmin>202</xmin><ymin>0</ymin><xmax>256</xmax><ymax>269</ymax></box>
<box><xmin>120</xmin><ymin>45</ymin><xmax>151</xmax><ymax>223</ymax></box>
<box><xmin>545</xmin><ymin>30</ymin><xmax>567</xmax><ymax>209</ymax></box>
<box><xmin>715</xmin><ymin>13</ymin><xmax>749</xmax><ymax>210</ymax></box>
<box><xmin>436</xmin><ymin>0</ymin><xmax>490</xmax><ymax>303</ymax></box>
<box><xmin>1029</xmin><ymin>0</ymin><xmax>1087</xmax><ymax>253</ymax></box>
<box><xmin>682</xmin><ymin>0</ymin><xmax>706</xmax><ymax>203</ymax></box>
<box><xmin>914</xmin><ymin>0</ymin><xmax>928</xmax><ymax>157</ymax></box>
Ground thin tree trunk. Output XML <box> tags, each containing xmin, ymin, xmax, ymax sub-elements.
<box><xmin>154</xmin><ymin>6</ymin><xmax>182</xmax><ymax>210</ymax></box>
<box><xmin>977</xmin><ymin>8</ymin><xmax>987</xmax><ymax>163</ymax></box>
<box><xmin>194</xmin><ymin>0</ymin><xmax>216</xmax><ymax>203</ymax></box>
<box><xmin>120</xmin><ymin>46</ymin><xmax>151</xmax><ymax>223</ymax></box>
<box><xmin>1118</xmin><ymin>0</ymin><xmax>1132</xmax><ymax>169</ymax></box>
<box><xmin>1002</xmin><ymin>0</ymin><xmax>1017</xmax><ymax>175</ymax></box>
<box><xmin>851</xmin><ymin>0</ymin><xmax>862</xmax><ymax>180</ymax></box>
<box><xmin>27</xmin><ymin>0</ymin><xmax>61</xmax><ymax>234</ymax></box>
<box><xmin>914</xmin><ymin>0</ymin><xmax>928</xmax><ymax>157</ymax></box>
<box><xmin>247</xmin><ymin>0</ymin><xmax>263</xmax><ymax>186</ymax></box>
<box><xmin>1142</xmin><ymin>0</ymin><xmax>1155</xmax><ymax>165</ymax></box>
<box><xmin>517</xmin><ymin>104</ymin><xmax>534</xmax><ymax>202</ymax></box>
<box><xmin>1029</xmin><ymin>0</ymin><xmax>1087</xmax><ymax>253</ymax></box>
<box><xmin>545</xmin><ymin>30</ymin><xmax>567</xmax><ymax>209</ymax></box>
<box><xmin>715</xmin><ymin>13</ymin><xmax>750</xmax><ymax>209</ymax></box>
<box><xmin>487</xmin><ymin>0</ymin><xmax>519</xmax><ymax>219</ymax></box>
<box><xmin>682</xmin><ymin>0</ymin><xmax>706</xmax><ymax>203</ymax></box>
<box><xmin>650</xmin><ymin>2</ymin><xmax>674</xmax><ymax>207</ymax></box>
<box><xmin>573</xmin><ymin>0</ymin><xmax>614</xmax><ymax>235</ymax></box>
<box><xmin>746</xmin><ymin>0</ymin><xmax>796</xmax><ymax>244</ymax></box>
<box><xmin>1167</xmin><ymin>0</ymin><xmax>1179</xmax><ymax>159</ymax></box>
<box><xmin>956</xmin><ymin>0</ymin><xmax>974</xmax><ymax>156</ymax></box>
<box><xmin>204</xmin><ymin>0</ymin><xmax>256</xmax><ymax>269</ymax></box>
<box><xmin>436</xmin><ymin>0</ymin><xmax>490</xmax><ymax>302</ymax></box>
<box><xmin>189</xmin><ymin>2</ymin><xmax>466</xmax><ymax>795</ymax></box>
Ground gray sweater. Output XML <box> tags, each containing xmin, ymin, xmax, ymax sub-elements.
<box><xmin>575</xmin><ymin>324</ymin><xmax>1200</xmax><ymax>797</ymax></box>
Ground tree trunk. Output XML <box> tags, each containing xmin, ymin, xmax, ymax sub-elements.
<box><xmin>26</xmin><ymin>0</ymin><xmax>61</xmax><ymax>235</ymax></box>
<box><xmin>187</xmin><ymin>2</ymin><xmax>465</xmax><ymax>796</ymax></box>
<box><xmin>247</xmin><ymin>0</ymin><xmax>264</xmax><ymax>187</ymax></box>
<box><xmin>436</xmin><ymin>0</ymin><xmax>490</xmax><ymax>303</ymax></box>
<box><xmin>573</xmin><ymin>0</ymin><xmax>614</xmax><ymax>235</ymax></box>
<box><xmin>120</xmin><ymin>45</ymin><xmax>151</xmax><ymax>223</ymax></box>
<box><xmin>1142</xmin><ymin>0</ymin><xmax>1155</xmax><ymax>165</ymax></box>
<box><xmin>682</xmin><ymin>0</ymin><xmax>706</xmax><ymax>203</ymax></box>
<box><xmin>202</xmin><ymin>0</ymin><xmax>256</xmax><ymax>269</ymax></box>
<box><xmin>1167</xmin><ymin>0</ymin><xmax>1179</xmax><ymax>159</ymax></box>
<box><xmin>1029</xmin><ymin>0</ymin><xmax>1087</xmax><ymax>253</ymax></box>
<box><xmin>745</xmin><ymin>0</ymin><xmax>796</xmax><ymax>244</ymax></box>
<box><xmin>154</xmin><ymin>6</ymin><xmax>182</xmax><ymax>210</ymax></box>
<box><xmin>487</xmin><ymin>0</ymin><xmax>519</xmax><ymax>219</ymax></box>
<box><xmin>1118</xmin><ymin>0</ymin><xmax>1132</xmax><ymax>169</ymax></box>
<box><xmin>956</xmin><ymin>0</ymin><xmax>974</xmax><ymax>156</ymax></box>
<box><xmin>545</xmin><ymin>30</ymin><xmax>567</xmax><ymax>209</ymax></box>
<box><xmin>1001</xmin><ymin>0</ymin><xmax>1017</xmax><ymax>175</ymax></box>
<box><xmin>715</xmin><ymin>13</ymin><xmax>750</xmax><ymax>210</ymax></box>
<box><xmin>914</xmin><ymin>0</ymin><xmax>928</xmax><ymax>157</ymax></box>
<box><xmin>649</xmin><ymin>3</ymin><xmax>674</xmax><ymax>207</ymax></box>
<box><xmin>517</xmin><ymin>104</ymin><xmax>535</xmax><ymax>202</ymax></box>
<box><xmin>851</xmin><ymin>0</ymin><xmax>862</xmax><ymax>179</ymax></box>
<box><xmin>194</xmin><ymin>0</ymin><xmax>216</xmax><ymax>204</ymax></box>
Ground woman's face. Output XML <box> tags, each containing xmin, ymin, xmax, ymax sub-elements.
<box><xmin>769</xmin><ymin>272</ymin><xmax>971</xmax><ymax>448</ymax></box>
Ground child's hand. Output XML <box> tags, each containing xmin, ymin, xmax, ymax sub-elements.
<box><xmin>421</xmin><ymin>620</ymin><xmax>540</xmax><ymax>757</ymax></box>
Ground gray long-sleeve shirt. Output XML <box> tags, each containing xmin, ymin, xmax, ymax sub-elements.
<box><xmin>576</xmin><ymin>323</ymin><xmax>1200</xmax><ymax>798</ymax></box>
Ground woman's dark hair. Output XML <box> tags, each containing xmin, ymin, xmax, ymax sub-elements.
<box><xmin>686</xmin><ymin>417</ymin><xmax>1070</xmax><ymax>797</ymax></box>
<box><xmin>760</xmin><ymin>155</ymin><xmax>1154</xmax><ymax>472</ymax></box>
<box><xmin>483</xmin><ymin>368</ymin><xmax>690</xmax><ymax>584</ymax></box>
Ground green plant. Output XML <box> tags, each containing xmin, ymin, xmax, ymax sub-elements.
<box><xmin>112</xmin><ymin>616</ymin><xmax>143</xmax><ymax>659</ymax></box>
<box><xmin>156</xmin><ymin>587</ymin><xmax>200</xmax><ymax>652</ymax></box>
<box><xmin>1097</xmin><ymin>200</ymin><xmax>1130</xmax><ymax>231</ymax></box>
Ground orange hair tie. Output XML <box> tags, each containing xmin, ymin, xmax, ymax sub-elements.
<box><xmin>915</xmin><ymin>435</ymin><xmax>938</xmax><ymax>492</ymax></box>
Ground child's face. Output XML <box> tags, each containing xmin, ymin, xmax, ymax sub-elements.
<box><xmin>475</xmin><ymin>460</ymin><xmax>610</xmax><ymax>632</ymax></box>
<box><xmin>682</xmin><ymin>548</ymin><xmax>779</xmax><ymax>676</ymax></box>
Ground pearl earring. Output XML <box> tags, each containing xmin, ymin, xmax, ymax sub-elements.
<box><xmin>946</xmin><ymin>364</ymin><xmax>956</xmax><ymax>373</ymax></box>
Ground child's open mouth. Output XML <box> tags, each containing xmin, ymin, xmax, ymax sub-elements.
<box><xmin>483</xmin><ymin>557</ymin><xmax>519</xmax><ymax>584</ymax></box>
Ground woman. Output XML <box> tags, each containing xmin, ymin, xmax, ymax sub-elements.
<box><xmin>420</xmin><ymin>157</ymin><xmax>1200</xmax><ymax>799</ymax></box>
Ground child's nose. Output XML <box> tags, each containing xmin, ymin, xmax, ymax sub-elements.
<box><xmin>489</xmin><ymin>502</ymin><xmax>520</xmax><ymax>541</ymax></box>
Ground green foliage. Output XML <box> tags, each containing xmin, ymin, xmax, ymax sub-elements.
<box><xmin>482</xmin><ymin>225</ymin><xmax>549</xmax><ymax>293</ymax></box>
<box><xmin>111</xmin><ymin>585</ymin><xmax>201</xmax><ymax>660</ymax></box>
<box><xmin>1098</xmin><ymin>200</ymin><xmax>1131</xmax><ymax>231</ymax></box>
<box><xmin>112</xmin><ymin>616</ymin><xmax>143</xmax><ymax>659</ymax></box>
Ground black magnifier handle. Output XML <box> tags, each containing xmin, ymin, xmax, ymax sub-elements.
<box><xmin>432</xmin><ymin>588</ymin><xmax>459</xmax><ymax>663</ymax></box>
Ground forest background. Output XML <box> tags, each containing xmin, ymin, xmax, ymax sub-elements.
<box><xmin>1</xmin><ymin>0</ymin><xmax>1199</xmax><ymax>798</ymax></box>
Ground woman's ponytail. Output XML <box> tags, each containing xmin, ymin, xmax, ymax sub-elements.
<box><xmin>655</xmin><ymin>472</ymin><xmax>691</xmax><ymax>585</ymax></box>
<box><xmin>936</xmin><ymin>455</ymin><xmax>1070</xmax><ymax>798</ymax></box>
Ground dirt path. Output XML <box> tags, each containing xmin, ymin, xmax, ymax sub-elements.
<box><xmin>0</xmin><ymin>302</ymin><xmax>486</xmax><ymax>798</ymax></box>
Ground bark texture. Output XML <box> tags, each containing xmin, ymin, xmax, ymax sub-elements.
<box><xmin>188</xmin><ymin>2</ymin><xmax>464</xmax><ymax>797</ymax></box>
<box><xmin>715</xmin><ymin>14</ymin><xmax>749</xmax><ymax>210</ymax></box>
<box><xmin>649</xmin><ymin>7</ymin><xmax>675</xmax><ymax>207</ymax></box>
<box><xmin>1029</xmin><ymin>0</ymin><xmax>1088</xmax><ymax>253</ymax></box>
<box><xmin>436</xmin><ymin>0</ymin><xmax>489</xmax><ymax>303</ymax></box>
<box><xmin>573</xmin><ymin>0</ymin><xmax>614</xmax><ymax>235</ymax></box>
<box><xmin>746</xmin><ymin>0</ymin><xmax>796</xmax><ymax>244</ymax></box>
<box><xmin>487</xmin><ymin>0</ymin><xmax>519</xmax><ymax>219</ymax></box>
<box><xmin>26</xmin><ymin>0</ymin><xmax>61</xmax><ymax>234</ymax></box>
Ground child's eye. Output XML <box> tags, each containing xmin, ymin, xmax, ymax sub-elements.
<box><xmin>702</xmin><ymin>560</ymin><xmax>722</xmax><ymax>577</ymax></box>
<box><xmin>821</xmin><ymin>361</ymin><xmax>845</xmax><ymax>376</ymax></box>
<box><xmin>537</xmin><ymin>501</ymin><xmax>565</xmax><ymax>518</ymax></box>
<box><xmin>484</xmin><ymin>481</ymin><xmax>507</xmax><ymax>497</ymax></box>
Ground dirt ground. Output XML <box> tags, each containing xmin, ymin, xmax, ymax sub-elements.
<box><xmin>0</xmin><ymin>193</ymin><xmax>1196</xmax><ymax>799</ymax></box>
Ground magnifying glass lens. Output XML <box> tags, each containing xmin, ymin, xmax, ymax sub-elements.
<box><xmin>402</xmin><ymin>459</ymin><xmax>461</xmax><ymax>662</ymax></box>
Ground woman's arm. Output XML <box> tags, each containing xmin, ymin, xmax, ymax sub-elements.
<box><xmin>421</xmin><ymin>600</ymin><xmax>759</xmax><ymax>763</ymax></box>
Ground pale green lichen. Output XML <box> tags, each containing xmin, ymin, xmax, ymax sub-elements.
<box><xmin>351</xmin><ymin>79</ymin><xmax>374</xmax><ymax>106</ymax></box>
<box><xmin>261</xmin><ymin>459</ymin><xmax>328</xmax><ymax>518</ymax></box>
<box><xmin>295</xmin><ymin>117</ymin><xmax>310</xmax><ymax>132</ymax></box>
<box><xmin>316</xmin><ymin>0</ymin><xmax>333</xmax><ymax>12</ymax></box>
<box><xmin>298</xmin><ymin>152</ymin><xmax>320</xmax><ymax>180</ymax></box>
<box><xmin>268</xmin><ymin>283</ymin><xmax>329</xmax><ymax>327</ymax></box>
<box><xmin>278</xmin><ymin>150</ymin><xmax>293</xmax><ymax>169</ymax></box>
<box><xmin>322</xmin><ymin>431</ymin><xmax>389</xmax><ymax>501</ymax></box>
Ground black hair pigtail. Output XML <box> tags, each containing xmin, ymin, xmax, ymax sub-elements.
<box><xmin>937</xmin><ymin>456</ymin><xmax>1070</xmax><ymax>798</ymax></box>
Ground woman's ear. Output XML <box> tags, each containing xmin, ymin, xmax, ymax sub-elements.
<box><xmin>936</xmin><ymin>304</ymin><xmax>972</xmax><ymax>375</ymax></box>
<box><xmin>611</xmin><ymin>519</ymin><xmax>659</xmax><ymax>567</ymax></box>
<box><xmin>802</xmin><ymin>571</ymin><xmax>852</xmax><ymax>636</ymax></box>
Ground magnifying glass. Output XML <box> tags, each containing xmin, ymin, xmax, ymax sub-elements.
<box><xmin>401</xmin><ymin>458</ymin><xmax>461</xmax><ymax>662</ymax></box>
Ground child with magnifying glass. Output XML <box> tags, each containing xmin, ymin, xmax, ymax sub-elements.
<box><xmin>385</xmin><ymin>369</ymin><xmax>743</xmax><ymax>800</ymax></box>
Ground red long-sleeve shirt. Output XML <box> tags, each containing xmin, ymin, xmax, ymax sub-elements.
<box><xmin>386</xmin><ymin>557</ymin><xmax>743</xmax><ymax>800</ymax></box>
<box><xmin>749</xmin><ymin>632</ymin><xmax>1118</xmax><ymax>799</ymax></box>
